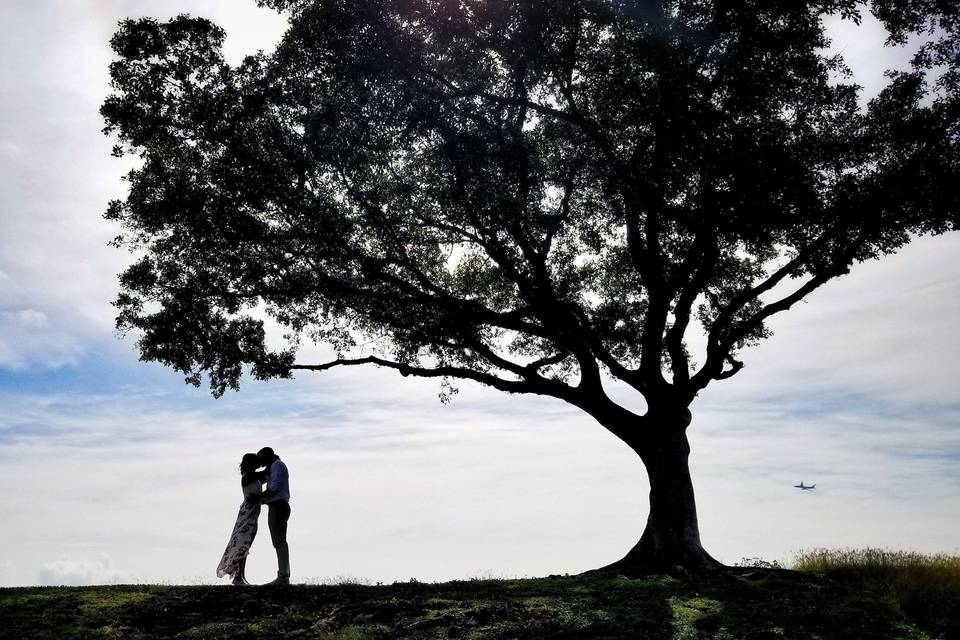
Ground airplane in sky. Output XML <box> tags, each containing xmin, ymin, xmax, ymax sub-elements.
<box><xmin>794</xmin><ymin>482</ymin><xmax>816</xmax><ymax>490</ymax></box>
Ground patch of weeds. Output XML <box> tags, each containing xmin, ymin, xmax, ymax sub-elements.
<box><xmin>670</xmin><ymin>596</ymin><xmax>724</xmax><ymax>640</ymax></box>
<box><xmin>0</xmin><ymin>589</ymin><xmax>87</xmax><ymax>640</ymax></box>
<box><xmin>244</xmin><ymin>612</ymin><xmax>316</xmax><ymax>634</ymax></box>
<box><xmin>77</xmin><ymin>589</ymin><xmax>153</xmax><ymax>617</ymax></box>
<box><xmin>522</xmin><ymin>596</ymin><xmax>612</xmax><ymax>631</ymax></box>
<box><xmin>794</xmin><ymin>548</ymin><xmax>960</xmax><ymax>639</ymax></box>
<box><xmin>180</xmin><ymin>620</ymin><xmax>249</xmax><ymax>639</ymax></box>
<box><xmin>612</xmin><ymin>574</ymin><xmax>678</xmax><ymax>590</ymax></box>
<box><xmin>0</xmin><ymin>592</ymin><xmax>61</xmax><ymax>607</ymax></box>
<box><xmin>314</xmin><ymin>624</ymin><xmax>393</xmax><ymax>640</ymax></box>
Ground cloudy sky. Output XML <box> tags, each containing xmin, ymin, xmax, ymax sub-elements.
<box><xmin>1</xmin><ymin>2</ymin><xmax>958</xmax><ymax>587</ymax></box>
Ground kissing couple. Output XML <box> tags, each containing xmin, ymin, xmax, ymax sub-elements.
<box><xmin>216</xmin><ymin>447</ymin><xmax>291</xmax><ymax>586</ymax></box>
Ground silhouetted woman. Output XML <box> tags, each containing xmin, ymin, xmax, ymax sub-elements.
<box><xmin>216</xmin><ymin>453</ymin><xmax>263</xmax><ymax>585</ymax></box>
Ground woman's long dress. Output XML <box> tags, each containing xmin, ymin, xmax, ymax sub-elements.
<box><xmin>216</xmin><ymin>479</ymin><xmax>262</xmax><ymax>578</ymax></box>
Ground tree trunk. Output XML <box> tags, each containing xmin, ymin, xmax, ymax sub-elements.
<box><xmin>597</xmin><ymin>409</ymin><xmax>722</xmax><ymax>576</ymax></box>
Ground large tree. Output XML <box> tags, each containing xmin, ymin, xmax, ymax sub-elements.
<box><xmin>102</xmin><ymin>0</ymin><xmax>958</xmax><ymax>573</ymax></box>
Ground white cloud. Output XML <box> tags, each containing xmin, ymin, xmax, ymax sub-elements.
<box><xmin>37</xmin><ymin>554</ymin><xmax>131</xmax><ymax>586</ymax></box>
<box><xmin>4</xmin><ymin>308</ymin><xmax>48</xmax><ymax>328</ymax></box>
<box><xmin>0</xmin><ymin>308</ymin><xmax>85</xmax><ymax>370</ymax></box>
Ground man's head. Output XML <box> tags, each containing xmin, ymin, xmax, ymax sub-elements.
<box><xmin>257</xmin><ymin>447</ymin><xmax>277</xmax><ymax>467</ymax></box>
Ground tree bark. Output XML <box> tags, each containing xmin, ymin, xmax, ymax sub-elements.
<box><xmin>596</xmin><ymin>409</ymin><xmax>723</xmax><ymax>576</ymax></box>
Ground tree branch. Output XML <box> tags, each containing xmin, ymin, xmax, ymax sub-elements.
<box><xmin>287</xmin><ymin>357</ymin><xmax>552</xmax><ymax>396</ymax></box>
<box><xmin>665</xmin><ymin>214</ymin><xmax>718</xmax><ymax>386</ymax></box>
<box><xmin>526</xmin><ymin>351</ymin><xmax>569</xmax><ymax>373</ymax></box>
<box><xmin>714</xmin><ymin>354</ymin><xmax>744</xmax><ymax>380</ymax></box>
<box><xmin>708</xmin><ymin>221</ymin><xmax>847</xmax><ymax>342</ymax></box>
<box><xmin>689</xmin><ymin>268</ymin><xmax>841</xmax><ymax>393</ymax></box>
<box><xmin>724</xmin><ymin>270</ymin><xmax>838</xmax><ymax>350</ymax></box>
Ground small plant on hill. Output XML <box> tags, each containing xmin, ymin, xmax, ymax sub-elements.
<box><xmin>734</xmin><ymin>557</ymin><xmax>784</xmax><ymax>570</ymax></box>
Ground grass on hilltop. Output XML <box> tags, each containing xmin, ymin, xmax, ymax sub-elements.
<box><xmin>794</xmin><ymin>548</ymin><xmax>960</xmax><ymax>639</ymax></box>
<box><xmin>1</xmin><ymin>549</ymin><xmax>957</xmax><ymax>640</ymax></box>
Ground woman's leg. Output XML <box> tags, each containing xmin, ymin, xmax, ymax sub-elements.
<box><xmin>231</xmin><ymin>556</ymin><xmax>246</xmax><ymax>585</ymax></box>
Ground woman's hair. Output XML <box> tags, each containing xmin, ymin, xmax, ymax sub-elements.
<box><xmin>239</xmin><ymin>453</ymin><xmax>260</xmax><ymax>474</ymax></box>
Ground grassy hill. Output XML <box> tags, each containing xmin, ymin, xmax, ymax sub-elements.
<box><xmin>2</xmin><ymin>552</ymin><xmax>957</xmax><ymax>640</ymax></box>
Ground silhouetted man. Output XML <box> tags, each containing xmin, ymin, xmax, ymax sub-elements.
<box><xmin>256</xmin><ymin>446</ymin><xmax>290</xmax><ymax>585</ymax></box>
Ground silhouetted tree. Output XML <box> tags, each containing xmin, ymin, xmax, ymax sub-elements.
<box><xmin>102</xmin><ymin>0</ymin><xmax>959</xmax><ymax>573</ymax></box>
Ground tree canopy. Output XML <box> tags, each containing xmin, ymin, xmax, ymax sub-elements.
<box><xmin>103</xmin><ymin>0</ymin><xmax>958</xmax><ymax>415</ymax></box>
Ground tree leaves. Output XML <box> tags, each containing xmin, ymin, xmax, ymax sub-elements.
<box><xmin>102</xmin><ymin>1</ymin><xmax>957</xmax><ymax>416</ymax></box>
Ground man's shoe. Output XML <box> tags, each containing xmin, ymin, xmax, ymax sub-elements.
<box><xmin>265</xmin><ymin>575</ymin><xmax>290</xmax><ymax>586</ymax></box>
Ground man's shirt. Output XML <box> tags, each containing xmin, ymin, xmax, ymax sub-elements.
<box><xmin>265</xmin><ymin>458</ymin><xmax>290</xmax><ymax>503</ymax></box>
